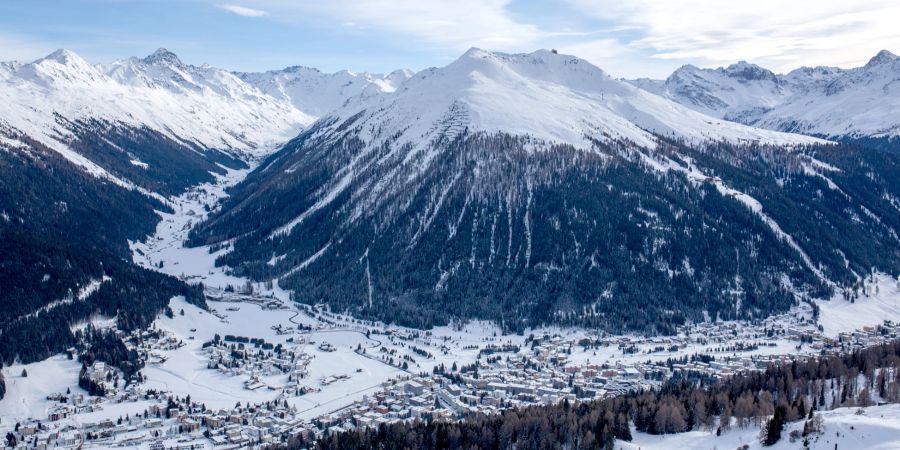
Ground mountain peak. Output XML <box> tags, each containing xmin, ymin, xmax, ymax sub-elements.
<box><xmin>324</xmin><ymin>48</ymin><xmax>820</xmax><ymax>156</ymax></box>
<box><xmin>460</xmin><ymin>47</ymin><xmax>494</xmax><ymax>59</ymax></box>
<box><xmin>668</xmin><ymin>64</ymin><xmax>702</xmax><ymax>80</ymax></box>
<box><xmin>24</xmin><ymin>48</ymin><xmax>100</xmax><ymax>84</ymax></box>
<box><xmin>724</xmin><ymin>61</ymin><xmax>777</xmax><ymax>81</ymax></box>
<box><xmin>866</xmin><ymin>49</ymin><xmax>897</xmax><ymax>67</ymax></box>
<box><xmin>41</xmin><ymin>48</ymin><xmax>86</xmax><ymax>65</ymax></box>
<box><xmin>143</xmin><ymin>47</ymin><xmax>184</xmax><ymax>67</ymax></box>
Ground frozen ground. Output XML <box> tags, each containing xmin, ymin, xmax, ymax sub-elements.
<box><xmin>147</xmin><ymin>296</ymin><xmax>406</xmax><ymax>416</ymax></box>
<box><xmin>131</xmin><ymin>167</ymin><xmax>255</xmax><ymax>293</ymax></box>
<box><xmin>0</xmin><ymin>356</ymin><xmax>84</xmax><ymax>427</ymax></box>
<box><xmin>621</xmin><ymin>403</ymin><xmax>900</xmax><ymax>450</ymax></box>
<box><xmin>815</xmin><ymin>273</ymin><xmax>900</xmax><ymax>336</ymax></box>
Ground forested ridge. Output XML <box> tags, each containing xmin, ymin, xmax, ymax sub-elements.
<box><xmin>190</xmin><ymin>128</ymin><xmax>900</xmax><ymax>334</ymax></box>
<box><xmin>0</xmin><ymin>126</ymin><xmax>207</xmax><ymax>366</ymax></box>
<box><xmin>306</xmin><ymin>339</ymin><xmax>900</xmax><ymax>450</ymax></box>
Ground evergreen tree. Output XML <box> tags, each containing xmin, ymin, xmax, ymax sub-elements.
<box><xmin>762</xmin><ymin>405</ymin><xmax>787</xmax><ymax>446</ymax></box>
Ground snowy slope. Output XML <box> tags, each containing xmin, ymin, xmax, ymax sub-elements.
<box><xmin>621</xmin><ymin>404</ymin><xmax>900</xmax><ymax>450</ymax></box>
<box><xmin>631</xmin><ymin>50</ymin><xmax>900</xmax><ymax>138</ymax></box>
<box><xmin>758</xmin><ymin>50</ymin><xmax>900</xmax><ymax>137</ymax></box>
<box><xmin>237</xmin><ymin>65</ymin><xmax>413</xmax><ymax>118</ymax></box>
<box><xmin>313</xmin><ymin>48</ymin><xmax>824</xmax><ymax>156</ymax></box>
<box><xmin>0</xmin><ymin>48</ymin><xmax>308</xmax><ymax>166</ymax></box>
<box><xmin>630</xmin><ymin>61</ymin><xmax>791</xmax><ymax>123</ymax></box>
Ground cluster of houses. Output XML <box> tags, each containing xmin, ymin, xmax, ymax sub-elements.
<box><xmin>7</xmin><ymin>292</ymin><xmax>900</xmax><ymax>449</ymax></box>
<box><xmin>201</xmin><ymin>336</ymin><xmax>311</xmax><ymax>394</ymax></box>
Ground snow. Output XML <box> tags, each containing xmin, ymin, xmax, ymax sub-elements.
<box><xmin>631</xmin><ymin>49</ymin><xmax>900</xmax><ymax>138</ymax></box>
<box><xmin>130</xmin><ymin>166</ymin><xmax>259</xmax><ymax>292</ymax></box>
<box><xmin>137</xmin><ymin>295</ymin><xmax>408</xmax><ymax>415</ymax></box>
<box><xmin>0</xmin><ymin>48</ymin><xmax>308</xmax><ymax>166</ymax></box>
<box><xmin>316</xmin><ymin>48</ymin><xmax>823</xmax><ymax>159</ymax></box>
<box><xmin>269</xmin><ymin>167</ymin><xmax>355</xmax><ymax>238</ymax></box>
<box><xmin>280</xmin><ymin>243</ymin><xmax>332</xmax><ymax>278</ymax></box>
<box><xmin>815</xmin><ymin>273</ymin><xmax>900</xmax><ymax>336</ymax></box>
<box><xmin>141</xmin><ymin>297</ymin><xmax>288</xmax><ymax>409</ymax></box>
<box><xmin>14</xmin><ymin>277</ymin><xmax>111</xmax><ymax>323</ymax></box>
<box><xmin>638</xmin><ymin>151</ymin><xmax>833</xmax><ymax>288</ymax></box>
<box><xmin>0</xmin><ymin>355</ymin><xmax>85</xmax><ymax>426</ymax></box>
<box><xmin>237</xmin><ymin>65</ymin><xmax>411</xmax><ymax>118</ymax></box>
<box><xmin>266</xmin><ymin>48</ymin><xmax>825</xmax><ymax>239</ymax></box>
<box><xmin>620</xmin><ymin>403</ymin><xmax>900</xmax><ymax>450</ymax></box>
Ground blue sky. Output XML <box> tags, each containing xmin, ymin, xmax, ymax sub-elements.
<box><xmin>2</xmin><ymin>0</ymin><xmax>899</xmax><ymax>78</ymax></box>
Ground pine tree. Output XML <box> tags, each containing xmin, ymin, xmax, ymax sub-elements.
<box><xmin>763</xmin><ymin>405</ymin><xmax>786</xmax><ymax>446</ymax></box>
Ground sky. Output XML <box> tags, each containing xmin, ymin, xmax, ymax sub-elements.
<box><xmin>1</xmin><ymin>0</ymin><xmax>899</xmax><ymax>79</ymax></box>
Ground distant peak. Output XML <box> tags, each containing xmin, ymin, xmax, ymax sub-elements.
<box><xmin>281</xmin><ymin>65</ymin><xmax>320</xmax><ymax>74</ymax></box>
<box><xmin>672</xmin><ymin>64</ymin><xmax>701</xmax><ymax>74</ymax></box>
<box><xmin>42</xmin><ymin>48</ymin><xmax>82</xmax><ymax>64</ymax></box>
<box><xmin>143</xmin><ymin>47</ymin><xmax>183</xmax><ymax>66</ymax></box>
<box><xmin>461</xmin><ymin>47</ymin><xmax>492</xmax><ymax>59</ymax></box>
<box><xmin>666</xmin><ymin>64</ymin><xmax>702</xmax><ymax>82</ymax></box>
<box><xmin>866</xmin><ymin>49</ymin><xmax>897</xmax><ymax>67</ymax></box>
<box><xmin>724</xmin><ymin>60</ymin><xmax>776</xmax><ymax>81</ymax></box>
<box><xmin>456</xmin><ymin>48</ymin><xmax>574</xmax><ymax>67</ymax></box>
<box><xmin>725</xmin><ymin>60</ymin><xmax>762</xmax><ymax>71</ymax></box>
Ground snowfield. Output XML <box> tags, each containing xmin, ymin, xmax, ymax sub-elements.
<box><xmin>0</xmin><ymin>47</ymin><xmax>410</xmax><ymax>184</ymax></box>
<box><xmin>0</xmin><ymin>356</ymin><xmax>84</xmax><ymax>426</ymax></box>
<box><xmin>815</xmin><ymin>273</ymin><xmax>900</xmax><ymax>336</ymax></box>
<box><xmin>4</xmin><ymin>46</ymin><xmax>900</xmax><ymax>449</ymax></box>
<box><xmin>622</xmin><ymin>403</ymin><xmax>900</xmax><ymax>450</ymax></box>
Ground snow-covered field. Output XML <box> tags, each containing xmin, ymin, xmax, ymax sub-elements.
<box><xmin>131</xmin><ymin>167</ymin><xmax>258</xmax><ymax>293</ymax></box>
<box><xmin>815</xmin><ymin>273</ymin><xmax>900</xmax><ymax>336</ymax></box>
<box><xmin>0</xmin><ymin>356</ymin><xmax>84</xmax><ymax>426</ymax></box>
<box><xmin>622</xmin><ymin>403</ymin><xmax>900</xmax><ymax>450</ymax></box>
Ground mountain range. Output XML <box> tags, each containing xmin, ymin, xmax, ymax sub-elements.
<box><xmin>629</xmin><ymin>50</ymin><xmax>900</xmax><ymax>142</ymax></box>
<box><xmin>0</xmin><ymin>47</ymin><xmax>409</xmax><ymax>363</ymax></box>
<box><xmin>1</xmin><ymin>46</ymin><xmax>899</xmax><ymax>362</ymax></box>
<box><xmin>187</xmin><ymin>48</ymin><xmax>900</xmax><ymax>333</ymax></box>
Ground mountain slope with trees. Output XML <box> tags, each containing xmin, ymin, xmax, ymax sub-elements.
<box><xmin>189</xmin><ymin>49</ymin><xmax>900</xmax><ymax>334</ymax></box>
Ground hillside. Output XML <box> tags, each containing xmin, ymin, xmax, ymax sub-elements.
<box><xmin>189</xmin><ymin>49</ymin><xmax>900</xmax><ymax>333</ymax></box>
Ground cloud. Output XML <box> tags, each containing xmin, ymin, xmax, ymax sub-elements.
<box><xmin>564</xmin><ymin>0</ymin><xmax>900</xmax><ymax>73</ymax></box>
<box><xmin>244</xmin><ymin>0</ymin><xmax>543</xmax><ymax>52</ymax></box>
<box><xmin>218</xmin><ymin>4</ymin><xmax>269</xmax><ymax>18</ymax></box>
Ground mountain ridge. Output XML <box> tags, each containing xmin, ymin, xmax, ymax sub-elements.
<box><xmin>188</xmin><ymin>48</ymin><xmax>900</xmax><ymax>334</ymax></box>
<box><xmin>629</xmin><ymin>50</ymin><xmax>900</xmax><ymax>139</ymax></box>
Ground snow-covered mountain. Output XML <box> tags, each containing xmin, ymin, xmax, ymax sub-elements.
<box><xmin>0</xmin><ymin>48</ymin><xmax>308</xmax><ymax>162</ymax></box>
<box><xmin>0</xmin><ymin>47</ymin><xmax>414</xmax><ymax>195</ymax></box>
<box><xmin>312</xmin><ymin>48</ymin><xmax>823</xmax><ymax>154</ymax></box>
<box><xmin>631</xmin><ymin>50</ymin><xmax>900</xmax><ymax>139</ymax></box>
<box><xmin>237</xmin><ymin>66</ymin><xmax>413</xmax><ymax>118</ymax></box>
<box><xmin>0</xmin><ymin>48</ymin><xmax>411</xmax><ymax>363</ymax></box>
<box><xmin>189</xmin><ymin>48</ymin><xmax>900</xmax><ymax>334</ymax></box>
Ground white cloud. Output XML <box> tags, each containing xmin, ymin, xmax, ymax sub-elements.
<box><xmin>218</xmin><ymin>4</ymin><xmax>269</xmax><ymax>18</ymax></box>
<box><xmin>567</xmin><ymin>0</ymin><xmax>900</xmax><ymax>73</ymax></box>
<box><xmin>197</xmin><ymin>0</ymin><xmax>900</xmax><ymax>78</ymax></box>
<box><xmin>248</xmin><ymin>0</ymin><xmax>542</xmax><ymax>52</ymax></box>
